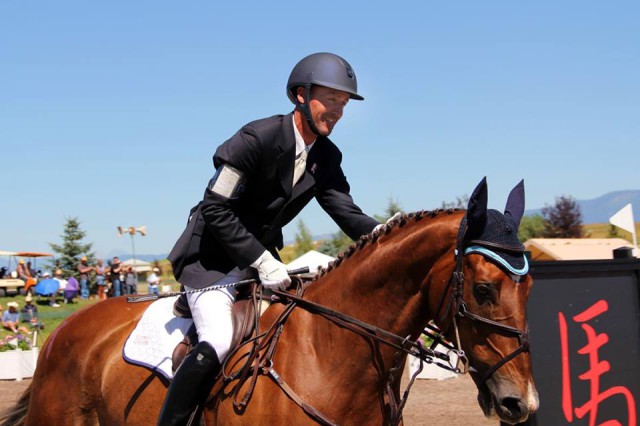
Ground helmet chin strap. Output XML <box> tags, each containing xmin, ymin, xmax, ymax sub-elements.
<box><xmin>296</xmin><ymin>84</ymin><xmax>321</xmax><ymax>137</ymax></box>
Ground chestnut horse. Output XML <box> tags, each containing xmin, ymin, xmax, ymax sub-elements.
<box><xmin>1</xmin><ymin>178</ymin><xmax>538</xmax><ymax>425</ymax></box>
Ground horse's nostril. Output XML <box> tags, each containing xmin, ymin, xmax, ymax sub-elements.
<box><xmin>498</xmin><ymin>396</ymin><xmax>528</xmax><ymax>421</ymax></box>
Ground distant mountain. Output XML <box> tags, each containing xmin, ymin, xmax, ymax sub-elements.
<box><xmin>526</xmin><ymin>190</ymin><xmax>640</xmax><ymax>224</ymax></box>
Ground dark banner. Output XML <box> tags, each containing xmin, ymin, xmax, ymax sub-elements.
<box><xmin>513</xmin><ymin>259</ymin><xmax>640</xmax><ymax>426</ymax></box>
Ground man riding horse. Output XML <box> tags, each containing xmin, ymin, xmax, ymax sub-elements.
<box><xmin>161</xmin><ymin>52</ymin><xmax>384</xmax><ymax>425</ymax></box>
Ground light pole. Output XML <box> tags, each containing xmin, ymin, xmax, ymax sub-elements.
<box><xmin>117</xmin><ymin>226</ymin><xmax>147</xmax><ymax>293</ymax></box>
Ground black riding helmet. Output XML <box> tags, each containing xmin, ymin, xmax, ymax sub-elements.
<box><xmin>287</xmin><ymin>52</ymin><xmax>364</xmax><ymax>135</ymax></box>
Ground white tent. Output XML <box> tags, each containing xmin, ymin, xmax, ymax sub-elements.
<box><xmin>287</xmin><ymin>250</ymin><xmax>335</xmax><ymax>276</ymax></box>
<box><xmin>121</xmin><ymin>258</ymin><xmax>152</xmax><ymax>273</ymax></box>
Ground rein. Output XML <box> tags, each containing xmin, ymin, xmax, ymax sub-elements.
<box><xmin>271</xmin><ymin>291</ymin><xmax>461</xmax><ymax>369</ymax></box>
<box><xmin>224</xmin><ymin>280</ymin><xmax>466</xmax><ymax>426</ymax></box>
<box><xmin>269</xmin><ymin>290</ymin><xmax>474</xmax><ymax>425</ymax></box>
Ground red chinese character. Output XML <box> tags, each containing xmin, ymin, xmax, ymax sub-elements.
<box><xmin>558</xmin><ymin>300</ymin><xmax>637</xmax><ymax>426</ymax></box>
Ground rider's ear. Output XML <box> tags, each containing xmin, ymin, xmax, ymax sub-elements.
<box><xmin>504</xmin><ymin>179</ymin><xmax>525</xmax><ymax>228</ymax></box>
<box><xmin>296</xmin><ymin>86</ymin><xmax>307</xmax><ymax>104</ymax></box>
<box><xmin>466</xmin><ymin>177</ymin><xmax>488</xmax><ymax>235</ymax></box>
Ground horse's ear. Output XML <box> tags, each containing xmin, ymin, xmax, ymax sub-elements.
<box><xmin>466</xmin><ymin>177</ymin><xmax>488</xmax><ymax>234</ymax></box>
<box><xmin>504</xmin><ymin>179</ymin><xmax>525</xmax><ymax>228</ymax></box>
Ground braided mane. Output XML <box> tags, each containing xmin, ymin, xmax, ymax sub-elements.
<box><xmin>313</xmin><ymin>208</ymin><xmax>464</xmax><ymax>280</ymax></box>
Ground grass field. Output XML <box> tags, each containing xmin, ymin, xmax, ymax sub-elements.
<box><xmin>1</xmin><ymin>296</ymin><xmax>97</xmax><ymax>348</ymax></box>
<box><xmin>583</xmin><ymin>222</ymin><xmax>639</xmax><ymax>241</ymax></box>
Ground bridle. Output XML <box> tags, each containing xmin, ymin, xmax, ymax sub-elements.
<box><xmin>435</xmin><ymin>215</ymin><xmax>531</xmax><ymax>385</ymax></box>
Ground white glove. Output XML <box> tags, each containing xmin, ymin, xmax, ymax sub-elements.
<box><xmin>374</xmin><ymin>212</ymin><xmax>402</xmax><ymax>232</ymax></box>
<box><xmin>252</xmin><ymin>251</ymin><xmax>291</xmax><ymax>291</ymax></box>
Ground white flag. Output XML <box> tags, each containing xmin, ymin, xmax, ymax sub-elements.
<box><xmin>609</xmin><ymin>204</ymin><xmax>636</xmax><ymax>234</ymax></box>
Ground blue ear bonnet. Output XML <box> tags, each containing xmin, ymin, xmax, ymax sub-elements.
<box><xmin>464</xmin><ymin>246</ymin><xmax>529</xmax><ymax>276</ymax></box>
<box><xmin>464</xmin><ymin>209</ymin><xmax>529</xmax><ymax>276</ymax></box>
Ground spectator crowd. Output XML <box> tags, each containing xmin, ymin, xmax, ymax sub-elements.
<box><xmin>1</xmin><ymin>256</ymin><xmax>165</xmax><ymax>349</ymax></box>
<box><xmin>2</xmin><ymin>256</ymin><xmax>165</xmax><ymax>305</ymax></box>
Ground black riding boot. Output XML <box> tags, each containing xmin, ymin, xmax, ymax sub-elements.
<box><xmin>157</xmin><ymin>341</ymin><xmax>221</xmax><ymax>426</ymax></box>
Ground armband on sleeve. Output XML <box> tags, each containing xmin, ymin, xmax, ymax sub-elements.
<box><xmin>207</xmin><ymin>164</ymin><xmax>246</xmax><ymax>199</ymax></box>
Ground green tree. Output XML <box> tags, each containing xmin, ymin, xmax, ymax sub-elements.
<box><xmin>317</xmin><ymin>230</ymin><xmax>352</xmax><ymax>257</ymax></box>
<box><xmin>518</xmin><ymin>214</ymin><xmax>545</xmax><ymax>242</ymax></box>
<box><xmin>374</xmin><ymin>197</ymin><xmax>404</xmax><ymax>222</ymax></box>
<box><xmin>317</xmin><ymin>196</ymin><xmax>405</xmax><ymax>257</ymax></box>
<box><xmin>542</xmin><ymin>196</ymin><xmax>583</xmax><ymax>238</ymax></box>
<box><xmin>293</xmin><ymin>220</ymin><xmax>315</xmax><ymax>257</ymax></box>
<box><xmin>49</xmin><ymin>217</ymin><xmax>95</xmax><ymax>277</ymax></box>
<box><xmin>607</xmin><ymin>224</ymin><xmax>620</xmax><ymax>238</ymax></box>
<box><xmin>441</xmin><ymin>194</ymin><xmax>469</xmax><ymax>209</ymax></box>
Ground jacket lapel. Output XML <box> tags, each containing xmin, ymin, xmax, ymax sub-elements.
<box><xmin>290</xmin><ymin>167</ymin><xmax>316</xmax><ymax>199</ymax></box>
<box><xmin>276</xmin><ymin>113</ymin><xmax>296</xmax><ymax>198</ymax></box>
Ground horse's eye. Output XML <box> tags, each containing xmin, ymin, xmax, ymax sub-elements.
<box><xmin>473</xmin><ymin>283</ymin><xmax>495</xmax><ymax>303</ymax></box>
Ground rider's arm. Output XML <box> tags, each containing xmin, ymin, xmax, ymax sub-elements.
<box><xmin>314</xmin><ymin>148</ymin><xmax>379</xmax><ymax>240</ymax></box>
<box><xmin>200</xmin><ymin>124</ymin><xmax>268</xmax><ymax>269</ymax></box>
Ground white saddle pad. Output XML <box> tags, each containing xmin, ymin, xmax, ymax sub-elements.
<box><xmin>123</xmin><ymin>296</ymin><xmax>193</xmax><ymax>380</ymax></box>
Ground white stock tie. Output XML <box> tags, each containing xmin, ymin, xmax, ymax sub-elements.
<box><xmin>292</xmin><ymin>147</ymin><xmax>308</xmax><ymax>187</ymax></box>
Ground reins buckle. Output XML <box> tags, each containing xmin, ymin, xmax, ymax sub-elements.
<box><xmin>454</xmin><ymin>350</ymin><xmax>470</xmax><ymax>374</ymax></box>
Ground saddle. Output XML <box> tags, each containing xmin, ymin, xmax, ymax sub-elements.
<box><xmin>170</xmin><ymin>283</ymin><xmax>269</xmax><ymax>373</ymax></box>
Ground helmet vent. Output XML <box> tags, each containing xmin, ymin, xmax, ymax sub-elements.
<box><xmin>346</xmin><ymin>65</ymin><xmax>354</xmax><ymax>79</ymax></box>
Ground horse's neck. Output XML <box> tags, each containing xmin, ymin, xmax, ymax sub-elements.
<box><xmin>306</xmin><ymin>213</ymin><xmax>459</xmax><ymax>337</ymax></box>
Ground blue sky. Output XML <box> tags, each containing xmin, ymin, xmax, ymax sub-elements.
<box><xmin>1</xmin><ymin>1</ymin><xmax>639</xmax><ymax>259</ymax></box>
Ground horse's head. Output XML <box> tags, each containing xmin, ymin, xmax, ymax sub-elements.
<box><xmin>430</xmin><ymin>178</ymin><xmax>539</xmax><ymax>424</ymax></box>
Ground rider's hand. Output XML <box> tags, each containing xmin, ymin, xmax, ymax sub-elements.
<box><xmin>374</xmin><ymin>212</ymin><xmax>402</xmax><ymax>232</ymax></box>
<box><xmin>252</xmin><ymin>251</ymin><xmax>291</xmax><ymax>291</ymax></box>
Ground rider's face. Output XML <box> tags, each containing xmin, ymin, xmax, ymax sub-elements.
<box><xmin>297</xmin><ymin>86</ymin><xmax>349</xmax><ymax>136</ymax></box>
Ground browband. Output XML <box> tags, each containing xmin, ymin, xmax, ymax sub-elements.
<box><xmin>464</xmin><ymin>245</ymin><xmax>529</xmax><ymax>276</ymax></box>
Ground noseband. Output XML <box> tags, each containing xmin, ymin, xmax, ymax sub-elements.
<box><xmin>436</xmin><ymin>216</ymin><xmax>531</xmax><ymax>385</ymax></box>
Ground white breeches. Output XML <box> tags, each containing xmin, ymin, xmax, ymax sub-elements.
<box><xmin>184</xmin><ymin>267</ymin><xmax>252</xmax><ymax>361</ymax></box>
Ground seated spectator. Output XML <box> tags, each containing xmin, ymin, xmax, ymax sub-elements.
<box><xmin>26</xmin><ymin>261</ymin><xmax>37</xmax><ymax>278</ymax></box>
<box><xmin>16</xmin><ymin>259</ymin><xmax>37</xmax><ymax>294</ymax></box>
<box><xmin>64</xmin><ymin>276</ymin><xmax>80</xmax><ymax>304</ymax></box>
<box><xmin>36</xmin><ymin>271</ymin><xmax>61</xmax><ymax>307</ymax></box>
<box><xmin>16</xmin><ymin>259</ymin><xmax>29</xmax><ymax>281</ymax></box>
<box><xmin>54</xmin><ymin>269</ymin><xmax>68</xmax><ymax>292</ymax></box>
<box><xmin>147</xmin><ymin>268</ymin><xmax>161</xmax><ymax>295</ymax></box>
<box><xmin>2</xmin><ymin>301</ymin><xmax>31</xmax><ymax>334</ymax></box>
<box><xmin>21</xmin><ymin>294</ymin><xmax>45</xmax><ymax>330</ymax></box>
